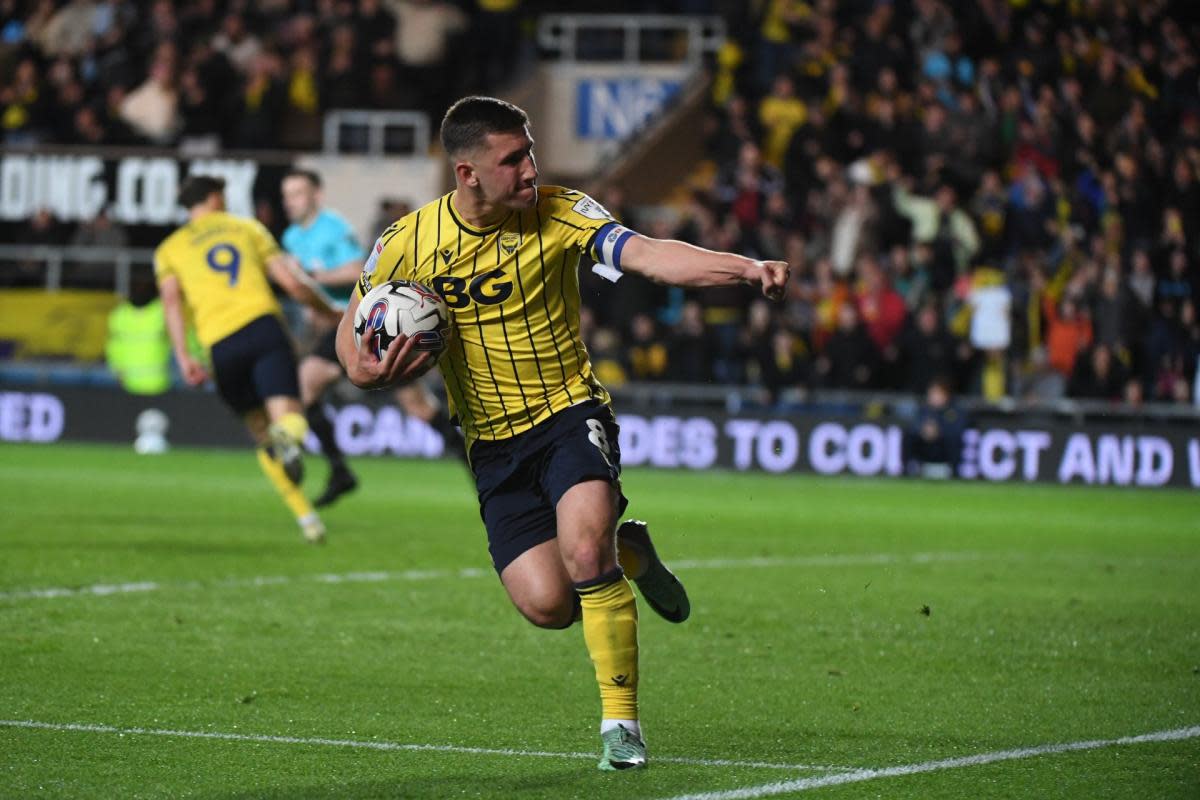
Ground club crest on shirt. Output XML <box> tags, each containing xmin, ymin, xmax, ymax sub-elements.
<box><xmin>500</xmin><ymin>232</ymin><xmax>520</xmax><ymax>254</ymax></box>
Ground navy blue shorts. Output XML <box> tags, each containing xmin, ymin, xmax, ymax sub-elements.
<box><xmin>209</xmin><ymin>315</ymin><xmax>300</xmax><ymax>414</ymax></box>
<box><xmin>470</xmin><ymin>400</ymin><xmax>628</xmax><ymax>574</ymax></box>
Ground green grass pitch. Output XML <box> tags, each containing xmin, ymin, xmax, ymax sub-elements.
<box><xmin>1</xmin><ymin>442</ymin><xmax>1197</xmax><ymax>799</ymax></box>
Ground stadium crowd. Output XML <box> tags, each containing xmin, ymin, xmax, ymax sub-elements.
<box><xmin>586</xmin><ymin>0</ymin><xmax>1200</xmax><ymax>408</ymax></box>
<box><xmin>0</xmin><ymin>0</ymin><xmax>527</xmax><ymax>149</ymax></box>
<box><xmin>2</xmin><ymin>1</ymin><xmax>1199</xmax><ymax>407</ymax></box>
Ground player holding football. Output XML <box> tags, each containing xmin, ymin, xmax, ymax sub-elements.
<box><xmin>156</xmin><ymin>175</ymin><xmax>343</xmax><ymax>543</ymax></box>
<box><xmin>335</xmin><ymin>96</ymin><xmax>788</xmax><ymax>770</ymax></box>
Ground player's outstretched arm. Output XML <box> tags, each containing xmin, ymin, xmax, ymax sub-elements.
<box><xmin>335</xmin><ymin>291</ymin><xmax>435</xmax><ymax>390</ymax></box>
<box><xmin>617</xmin><ymin>235</ymin><xmax>789</xmax><ymax>301</ymax></box>
<box><xmin>266</xmin><ymin>253</ymin><xmax>343</xmax><ymax>324</ymax></box>
<box><xmin>158</xmin><ymin>275</ymin><xmax>208</xmax><ymax>386</ymax></box>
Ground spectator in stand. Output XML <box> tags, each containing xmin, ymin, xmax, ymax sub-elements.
<box><xmin>965</xmin><ymin>265</ymin><xmax>1012</xmax><ymax>399</ymax></box>
<box><xmin>321</xmin><ymin>24</ymin><xmax>366</xmax><ymax>110</ymax></box>
<box><xmin>816</xmin><ymin>302</ymin><xmax>876</xmax><ymax>390</ymax></box>
<box><xmin>899</xmin><ymin>301</ymin><xmax>960</xmax><ymax>395</ymax></box>
<box><xmin>468</xmin><ymin>0</ymin><xmax>523</xmax><ymax>93</ymax></box>
<box><xmin>716</xmin><ymin>141</ymin><xmax>784</xmax><ymax>230</ymax></box>
<box><xmin>68</xmin><ymin>206</ymin><xmax>126</xmax><ymax>252</ymax></box>
<box><xmin>177</xmin><ymin>43</ymin><xmax>234</xmax><ymax>146</ymax></box>
<box><xmin>1127</xmin><ymin>248</ymin><xmax>1157</xmax><ymax>311</ymax></box>
<box><xmin>1091</xmin><ymin>267</ymin><xmax>1135</xmax><ymax>356</ymax></box>
<box><xmin>355</xmin><ymin>0</ymin><xmax>397</xmax><ymax>56</ymax></box>
<box><xmin>120</xmin><ymin>43</ymin><xmax>179</xmax><ymax>144</ymax></box>
<box><xmin>889</xmin><ymin>170</ymin><xmax>980</xmax><ymax>292</ymax></box>
<box><xmin>278</xmin><ymin>44</ymin><xmax>321</xmax><ymax>149</ymax></box>
<box><xmin>1</xmin><ymin>55</ymin><xmax>47</xmax><ymax>144</ymax></box>
<box><xmin>233</xmin><ymin>49</ymin><xmax>285</xmax><ymax>148</ymax></box>
<box><xmin>1044</xmin><ymin>292</ymin><xmax>1093</xmax><ymax>380</ymax></box>
<box><xmin>829</xmin><ymin>181</ymin><xmax>878</xmax><ymax>279</ymax></box>
<box><xmin>1068</xmin><ymin>344</ymin><xmax>1128</xmax><ymax>402</ymax></box>
<box><xmin>753</xmin><ymin>0</ymin><xmax>807</xmax><ymax>93</ymax></box>
<box><xmin>390</xmin><ymin>0</ymin><xmax>468</xmax><ymax>117</ymax></box>
<box><xmin>1180</xmin><ymin>300</ymin><xmax>1200</xmax><ymax>401</ymax></box>
<box><xmin>758</xmin><ymin>73</ymin><xmax>806</xmax><ymax>170</ymax></box>
<box><xmin>626</xmin><ymin>312</ymin><xmax>669</xmax><ymax>383</ymax></box>
<box><xmin>903</xmin><ymin>376</ymin><xmax>965</xmax><ymax>479</ymax></box>
<box><xmin>668</xmin><ymin>300</ymin><xmax>712</xmax><ymax>384</ymax></box>
<box><xmin>212</xmin><ymin>12</ymin><xmax>261</xmax><ymax>75</ymax></box>
<box><xmin>1157</xmin><ymin>248</ymin><xmax>1196</xmax><ymax>314</ymax></box>
<box><xmin>752</xmin><ymin>324</ymin><xmax>809</xmax><ymax>406</ymax></box>
<box><xmin>854</xmin><ymin>253</ymin><xmax>906</xmax><ymax>387</ymax></box>
<box><xmin>365</xmin><ymin>57</ymin><xmax>411</xmax><ymax>110</ymax></box>
<box><xmin>8</xmin><ymin>207</ymin><xmax>62</xmax><ymax>286</ymax></box>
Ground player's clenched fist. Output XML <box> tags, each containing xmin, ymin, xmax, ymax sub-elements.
<box><xmin>753</xmin><ymin>260</ymin><xmax>790</xmax><ymax>301</ymax></box>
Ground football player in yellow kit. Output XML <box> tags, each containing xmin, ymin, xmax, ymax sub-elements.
<box><xmin>336</xmin><ymin>97</ymin><xmax>788</xmax><ymax>770</ymax></box>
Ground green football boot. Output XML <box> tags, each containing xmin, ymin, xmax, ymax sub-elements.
<box><xmin>617</xmin><ymin>520</ymin><xmax>691</xmax><ymax>623</ymax></box>
<box><xmin>598</xmin><ymin>724</ymin><xmax>647</xmax><ymax>771</ymax></box>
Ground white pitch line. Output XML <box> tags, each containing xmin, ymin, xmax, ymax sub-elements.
<box><xmin>658</xmin><ymin>725</ymin><xmax>1200</xmax><ymax>800</ymax></box>
<box><xmin>0</xmin><ymin>552</ymin><xmax>983</xmax><ymax>602</ymax></box>
<box><xmin>0</xmin><ymin>720</ymin><xmax>846</xmax><ymax>773</ymax></box>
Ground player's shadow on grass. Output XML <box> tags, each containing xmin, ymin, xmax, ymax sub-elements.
<box><xmin>214</xmin><ymin>769</ymin><xmax>602</xmax><ymax>799</ymax></box>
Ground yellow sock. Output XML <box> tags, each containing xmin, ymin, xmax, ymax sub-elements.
<box><xmin>271</xmin><ymin>411</ymin><xmax>309</xmax><ymax>444</ymax></box>
<box><xmin>256</xmin><ymin>446</ymin><xmax>314</xmax><ymax>520</ymax></box>
<box><xmin>577</xmin><ymin>570</ymin><xmax>639</xmax><ymax>721</ymax></box>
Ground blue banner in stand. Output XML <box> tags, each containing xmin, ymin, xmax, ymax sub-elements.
<box><xmin>575</xmin><ymin>78</ymin><xmax>683</xmax><ymax>140</ymax></box>
<box><xmin>2</xmin><ymin>385</ymin><xmax>1197</xmax><ymax>489</ymax></box>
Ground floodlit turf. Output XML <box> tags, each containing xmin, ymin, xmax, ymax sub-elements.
<box><xmin>1</xmin><ymin>441</ymin><xmax>1197</xmax><ymax>799</ymax></box>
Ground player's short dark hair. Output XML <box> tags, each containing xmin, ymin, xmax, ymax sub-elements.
<box><xmin>283</xmin><ymin>168</ymin><xmax>321</xmax><ymax>188</ymax></box>
<box><xmin>440</xmin><ymin>96</ymin><xmax>529</xmax><ymax>157</ymax></box>
<box><xmin>177</xmin><ymin>175</ymin><xmax>225</xmax><ymax>208</ymax></box>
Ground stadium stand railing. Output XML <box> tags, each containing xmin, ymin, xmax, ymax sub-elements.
<box><xmin>0</xmin><ymin>244</ymin><xmax>154</xmax><ymax>296</ymax></box>
<box><xmin>321</xmin><ymin>110</ymin><xmax>431</xmax><ymax>157</ymax></box>
<box><xmin>536</xmin><ymin>13</ymin><xmax>725</xmax><ymax>64</ymax></box>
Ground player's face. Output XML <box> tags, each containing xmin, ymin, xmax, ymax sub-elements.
<box><xmin>474</xmin><ymin>127</ymin><xmax>538</xmax><ymax>209</ymax></box>
<box><xmin>281</xmin><ymin>176</ymin><xmax>319</xmax><ymax>223</ymax></box>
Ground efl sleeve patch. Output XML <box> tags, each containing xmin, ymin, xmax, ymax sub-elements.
<box><xmin>572</xmin><ymin>194</ymin><xmax>613</xmax><ymax>221</ymax></box>
<box><xmin>358</xmin><ymin>237</ymin><xmax>384</xmax><ymax>294</ymax></box>
<box><xmin>589</xmin><ymin>222</ymin><xmax>635</xmax><ymax>283</ymax></box>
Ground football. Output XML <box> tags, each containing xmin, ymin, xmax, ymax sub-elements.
<box><xmin>353</xmin><ymin>280</ymin><xmax>452</xmax><ymax>362</ymax></box>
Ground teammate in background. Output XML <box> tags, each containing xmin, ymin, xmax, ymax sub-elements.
<box><xmin>336</xmin><ymin>96</ymin><xmax>788</xmax><ymax>770</ymax></box>
<box><xmin>156</xmin><ymin>175</ymin><xmax>343</xmax><ymax>543</ymax></box>
<box><xmin>281</xmin><ymin>170</ymin><xmax>467</xmax><ymax>506</ymax></box>
<box><xmin>280</xmin><ymin>168</ymin><xmax>365</xmax><ymax>506</ymax></box>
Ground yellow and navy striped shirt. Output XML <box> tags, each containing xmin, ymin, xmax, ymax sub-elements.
<box><xmin>154</xmin><ymin>212</ymin><xmax>283</xmax><ymax>348</ymax></box>
<box><xmin>356</xmin><ymin>186</ymin><xmax>634</xmax><ymax>446</ymax></box>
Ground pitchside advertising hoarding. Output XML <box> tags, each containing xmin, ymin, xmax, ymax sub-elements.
<box><xmin>2</xmin><ymin>387</ymin><xmax>1198</xmax><ymax>489</ymax></box>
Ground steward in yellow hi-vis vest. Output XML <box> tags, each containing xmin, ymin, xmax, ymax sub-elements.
<box><xmin>335</xmin><ymin>96</ymin><xmax>789</xmax><ymax>770</ymax></box>
<box><xmin>356</xmin><ymin>185</ymin><xmax>624</xmax><ymax>445</ymax></box>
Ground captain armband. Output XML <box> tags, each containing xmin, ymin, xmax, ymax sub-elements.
<box><xmin>589</xmin><ymin>223</ymin><xmax>637</xmax><ymax>283</ymax></box>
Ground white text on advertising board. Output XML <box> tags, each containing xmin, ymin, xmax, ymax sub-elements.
<box><xmin>0</xmin><ymin>155</ymin><xmax>257</xmax><ymax>224</ymax></box>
